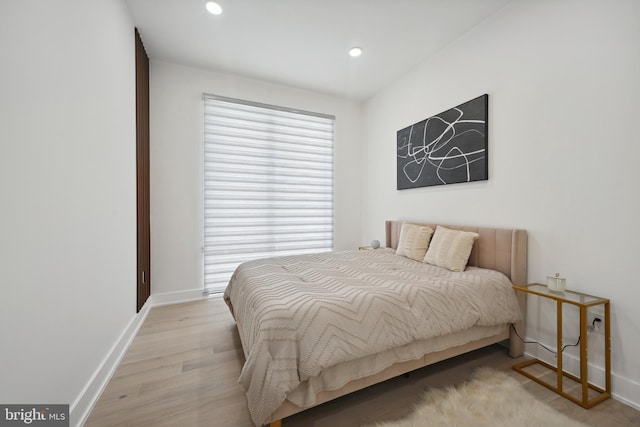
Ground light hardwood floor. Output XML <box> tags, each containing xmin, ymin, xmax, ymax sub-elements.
<box><xmin>86</xmin><ymin>298</ymin><xmax>640</xmax><ymax>426</ymax></box>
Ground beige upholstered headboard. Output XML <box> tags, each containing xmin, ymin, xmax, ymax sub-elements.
<box><xmin>385</xmin><ymin>220</ymin><xmax>527</xmax><ymax>284</ymax></box>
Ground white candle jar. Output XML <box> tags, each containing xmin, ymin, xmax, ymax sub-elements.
<box><xmin>547</xmin><ymin>274</ymin><xmax>566</xmax><ymax>291</ymax></box>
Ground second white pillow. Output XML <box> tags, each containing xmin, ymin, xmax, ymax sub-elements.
<box><xmin>424</xmin><ymin>226</ymin><xmax>479</xmax><ymax>272</ymax></box>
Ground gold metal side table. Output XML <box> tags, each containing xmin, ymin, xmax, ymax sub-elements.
<box><xmin>512</xmin><ymin>283</ymin><xmax>611</xmax><ymax>408</ymax></box>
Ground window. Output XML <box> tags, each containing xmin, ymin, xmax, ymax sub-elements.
<box><xmin>202</xmin><ymin>94</ymin><xmax>335</xmax><ymax>294</ymax></box>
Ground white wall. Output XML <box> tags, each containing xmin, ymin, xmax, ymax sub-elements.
<box><xmin>362</xmin><ymin>0</ymin><xmax>640</xmax><ymax>406</ymax></box>
<box><xmin>0</xmin><ymin>0</ymin><xmax>137</xmax><ymax>421</ymax></box>
<box><xmin>150</xmin><ymin>61</ymin><xmax>363</xmax><ymax>295</ymax></box>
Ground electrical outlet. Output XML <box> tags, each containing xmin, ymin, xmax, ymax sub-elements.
<box><xmin>588</xmin><ymin>311</ymin><xmax>604</xmax><ymax>334</ymax></box>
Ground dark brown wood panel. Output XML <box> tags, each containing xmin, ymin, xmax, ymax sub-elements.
<box><xmin>135</xmin><ymin>28</ymin><xmax>150</xmax><ymax>312</ymax></box>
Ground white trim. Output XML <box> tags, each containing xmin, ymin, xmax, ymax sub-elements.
<box><xmin>149</xmin><ymin>288</ymin><xmax>208</xmax><ymax>307</ymax></box>
<box><xmin>612</xmin><ymin>377</ymin><xmax>640</xmax><ymax>411</ymax></box>
<box><xmin>70</xmin><ymin>300</ymin><xmax>152</xmax><ymax>427</ymax></box>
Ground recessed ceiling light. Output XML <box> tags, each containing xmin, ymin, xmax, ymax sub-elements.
<box><xmin>349</xmin><ymin>47</ymin><xmax>362</xmax><ymax>57</ymax></box>
<box><xmin>205</xmin><ymin>1</ymin><xmax>223</xmax><ymax>15</ymax></box>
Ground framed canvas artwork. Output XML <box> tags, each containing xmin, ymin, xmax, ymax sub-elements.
<box><xmin>397</xmin><ymin>94</ymin><xmax>488</xmax><ymax>190</ymax></box>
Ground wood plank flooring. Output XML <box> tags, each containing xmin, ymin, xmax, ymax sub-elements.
<box><xmin>86</xmin><ymin>298</ymin><xmax>640</xmax><ymax>426</ymax></box>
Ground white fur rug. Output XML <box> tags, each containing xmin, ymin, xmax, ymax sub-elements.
<box><xmin>368</xmin><ymin>367</ymin><xmax>588</xmax><ymax>427</ymax></box>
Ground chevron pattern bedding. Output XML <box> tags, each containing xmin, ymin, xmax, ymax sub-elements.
<box><xmin>224</xmin><ymin>248</ymin><xmax>522</xmax><ymax>426</ymax></box>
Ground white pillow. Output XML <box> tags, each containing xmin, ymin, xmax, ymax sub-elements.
<box><xmin>424</xmin><ymin>226</ymin><xmax>479</xmax><ymax>271</ymax></box>
<box><xmin>395</xmin><ymin>223</ymin><xmax>434</xmax><ymax>262</ymax></box>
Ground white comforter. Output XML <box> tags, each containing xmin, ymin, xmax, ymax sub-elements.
<box><xmin>224</xmin><ymin>249</ymin><xmax>522</xmax><ymax>426</ymax></box>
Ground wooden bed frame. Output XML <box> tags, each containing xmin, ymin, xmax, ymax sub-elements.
<box><xmin>267</xmin><ymin>220</ymin><xmax>528</xmax><ymax>427</ymax></box>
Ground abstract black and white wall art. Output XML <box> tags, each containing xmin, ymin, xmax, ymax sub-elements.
<box><xmin>397</xmin><ymin>94</ymin><xmax>488</xmax><ymax>190</ymax></box>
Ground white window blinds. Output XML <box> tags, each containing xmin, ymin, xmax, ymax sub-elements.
<box><xmin>203</xmin><ymin>94</ymin><xmax>335</xmax><ymax>293</ymax></box>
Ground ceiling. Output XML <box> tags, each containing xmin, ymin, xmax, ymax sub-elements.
<box><xmin>125</xmin><ymin>0</ymin><xmax>511</xmax><ymax>101</ymax></box>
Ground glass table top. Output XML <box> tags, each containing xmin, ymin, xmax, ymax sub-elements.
<box><xmin>513</xmin><ymin>283</ymin><xmax>608</xmax><ymax>305</ymax></box>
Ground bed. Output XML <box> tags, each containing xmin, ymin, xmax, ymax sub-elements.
<box><xmin>224</xmin><ymin>220</ymin><xmax>528</xmax><ymax>427</ymax></box>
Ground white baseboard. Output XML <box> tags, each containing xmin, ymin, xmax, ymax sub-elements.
<box><xmin>71</xmin><ymin>288</ymin><xmax>208</xmax><ymax>426</ymax></box>
<box><xmin>149</xmin><ymin>288</ymin><xmax>208</xmax><ymax>306</ymax></box>
<box><xmin>524</xmin><ymin>342</ymin><xmax>640</xmax><ymax>411</ymax></box>
<box><xmin>613</xmin><ymin>378</ymin><xmax>640</xmax><ymax>411</ymax></box>
<box><xmin>70</xmin><ymin>299</ymin><xmax>152</xmax><ymax>427</ymax></box>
